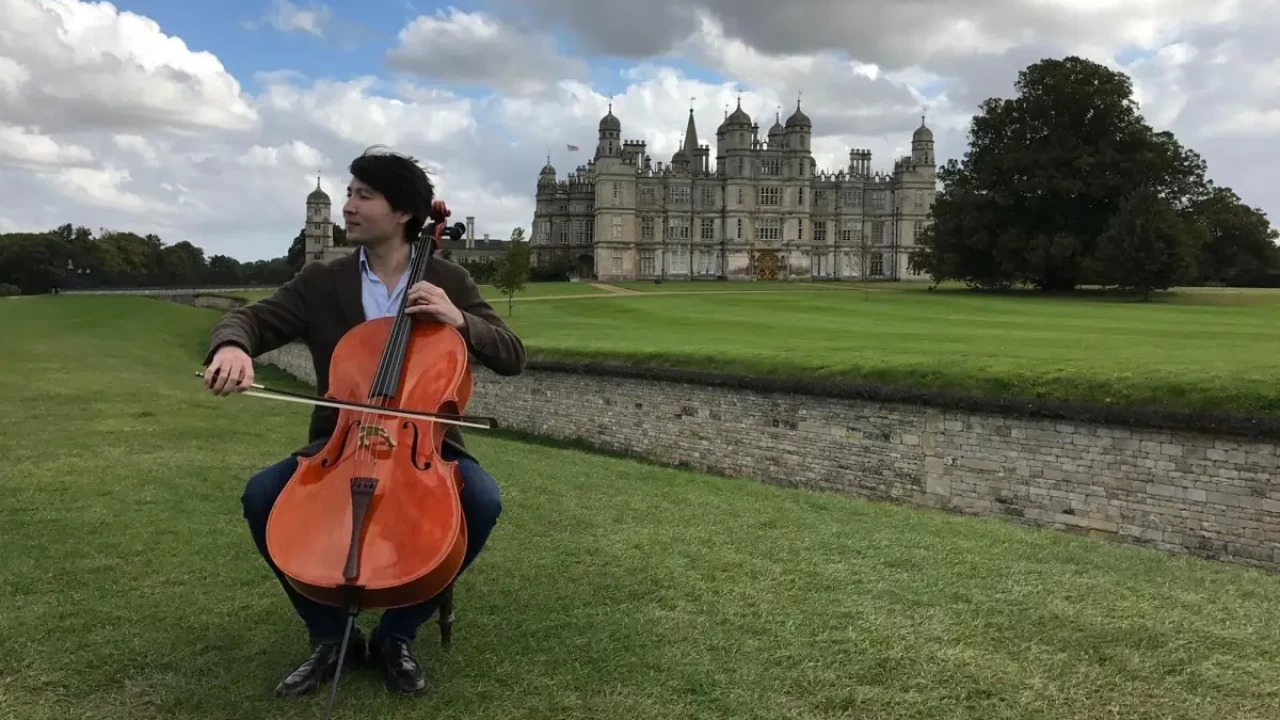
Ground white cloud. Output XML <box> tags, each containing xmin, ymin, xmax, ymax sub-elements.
<box><xmin>246</xmin><ymin>0</ymin><xmax>333</xmax><ymax>37</ymax></box>
<box><xmin>0</xmin><ymin>0</ymin><xmax>257</xmax><ymax>133</ymax></box>
<box><xmin>386</xmin><ymin>7</ymin><xmax>585</xmax><ymax>95</ymax></box>
<box><xmin>0</xmin><ymin>0</ymin><xmax>1275</xmax><ymax>266</ymax></box>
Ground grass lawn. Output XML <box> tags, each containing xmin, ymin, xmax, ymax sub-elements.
<box><xmin>201</xmin><ymin>280</ymin><xmax>1280</xmax><ymax>415</ymax></box>
<box><xmin>4</xmin><ymin>295</ymin><xmax>1280</xmax><ymax>719</ymax></box>
<box><xmin>478</xmin><ymin>283</ymin><xmax>1280</xmax><ymax>417</ymax></box>
<box><xmin>230</xmin><ymin>281</ymin><xmax>606</xmax><ymax>305</ymax></box>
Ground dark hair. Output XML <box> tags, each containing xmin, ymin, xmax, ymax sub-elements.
<box><xmin>348</xmin><ymin>145</ymin><xmax>434</xmax><ymax>242</ymax></box>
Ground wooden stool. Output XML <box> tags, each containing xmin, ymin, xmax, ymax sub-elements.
<box><xmin>437</xmin><ymin>585</ymin><xmax>454</xmax><ymax>650</ymax></box>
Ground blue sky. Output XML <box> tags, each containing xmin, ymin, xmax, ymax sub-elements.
<box><xmin>112</xmin><ymin>0</ymin><xmax>723</xmax><ymax>100</ymax></box>
<box><xmin>5</xmin><ymin>0</ymin><xmax>1273</xmax><ymax>263</ymax></box>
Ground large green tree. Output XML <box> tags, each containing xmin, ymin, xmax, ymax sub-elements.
<box><xmin>1088</xmin><ymin>185</ymin><xmax>1197</xmax><ymax>299</ymax></box>
<box><xmin>1190</xmin><ymin>187</ymin><xmax>1280</xmax><ymax>285</ymax></box>
<box><xmin>913</xmin><ymin>56</ymin><xmax>1214</xmax><ymax>291</ymax></box>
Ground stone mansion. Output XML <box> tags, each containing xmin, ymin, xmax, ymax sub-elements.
<box><xmin>529</xmin><ymin>99</ymin><xmax>937</xmax><ymax>282</ymax></box>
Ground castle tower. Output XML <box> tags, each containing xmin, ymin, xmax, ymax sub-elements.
<box><xmin>783</xmin><ymin>99</ymin><xmax>815</xmax><ymax>254</ymax></box>
<box><xmin>912</xmin><ymin>115</ymin><xmax>935</xmax><ymax>167</ymax></box>
<box><xmin>716</xmin><ymin>97</ymin><xmax>754</xmax><ymax>179</ymax></box>
<box><xmin>595</xmin><ymin>102</ymin><xmax>622</xmax><ymax>161</ymax></box>
<box><xmin>304</xmin><ymin>175</ymin><xmax>332</xmax><ymax>261</ymax></box>
<box><xmin>531</xmin><ymin>157</ymin><xmax>557</xmax><ymax>254</ymax></box>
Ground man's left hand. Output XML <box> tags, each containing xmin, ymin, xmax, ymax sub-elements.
<box><xmin>404</xmin><ymin>281</ymin><xmax>466</xmax><ymax>329</ymax></box>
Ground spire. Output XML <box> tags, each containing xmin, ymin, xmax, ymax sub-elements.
<box><xmin>683</xmin><ymin>104</ymin><xmax>698</xmax><ymax>152</ymax></box>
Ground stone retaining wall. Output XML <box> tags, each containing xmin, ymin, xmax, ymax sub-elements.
<box><xmin>255</xmin><ymin>341</ymin><xmax>1280</xmax><ymax>573</ymax></box>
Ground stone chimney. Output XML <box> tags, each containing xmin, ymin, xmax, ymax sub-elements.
<box><xmin>466</xmin><ymin>216</ymin><xmax>475</xmax><ymax>249</ymax></box>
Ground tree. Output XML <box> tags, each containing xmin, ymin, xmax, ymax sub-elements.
<box><xmin>1189</xmin><ymin>187</ymin><xmax>1280</xmax><ymax>285</ymax></box>
<box><xmin>1089</xmin><ymin>186</ymin><xmax>1198</xmax><ymax>300</ymax></box>
<box><xmin>913</xmin><ymin>55</ymin><xmax>1212</xmax><ymax>291</ymax></box>
<box><xmin>491</xmin><ymin>227</ymin><xmax>530</xmax><ymax>316</ymax></box>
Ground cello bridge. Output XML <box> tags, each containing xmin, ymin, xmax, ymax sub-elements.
<box><xmin>357</xmin><ymin>424</ymin><xmax>396</xmax><ymax>452</ymax></box>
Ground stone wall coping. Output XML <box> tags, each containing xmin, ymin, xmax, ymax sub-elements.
<box><xmin>523</xmin><ymin>359</ymin><xmax>1280</xmax><ymax>442</ymax></box>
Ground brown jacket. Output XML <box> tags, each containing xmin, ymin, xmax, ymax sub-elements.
<box><xmin>204</xmin><ymin>251</ymin><xmax>525</xmax><ymax>458</ymax></box>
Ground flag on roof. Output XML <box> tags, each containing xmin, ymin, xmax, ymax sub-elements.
<box><xmin>566</xmin><ymin>144</ymin><xmax>579</xmax><ymax>151</ymax></box>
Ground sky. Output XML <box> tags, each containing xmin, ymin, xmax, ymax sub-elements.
<box><xmin>1</xmin><ymin>0</ymin><xmax>1276</xmax><ymax>262</ymax></box>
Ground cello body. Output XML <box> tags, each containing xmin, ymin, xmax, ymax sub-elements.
<box><xmin>263</xmin><ymin>200</ymin><xmax>472</xmax><ymax>614</ymax></box>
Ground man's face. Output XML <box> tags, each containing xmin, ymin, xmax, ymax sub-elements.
<box><xmin>343</xmin><ymin>178</ymin><xmax>408</xmax><ymax>246</ymax></box>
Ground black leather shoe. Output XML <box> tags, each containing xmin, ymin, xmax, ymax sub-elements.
<box><xmin>371</xmin><ymin>636</ymin><xmax>427</xmax><ymax>694</ymax></box>
<box><xmin>273</xmin><ymin>632</ymin><xmax>367</xmax><ymax>698</ymax></box>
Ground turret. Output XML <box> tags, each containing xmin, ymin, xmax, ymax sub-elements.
<box><xmin>304</xmin><ymin>175</ymin><xmax>332</xmax><ymax>260</ymax></box>
<box><xmin>767</xmin><ymin>111</ymin><xmax>784</xmax><ymax>149</ymax></box>
<box><xmin>784</xmin><ymin>99</ymin><xmax>811</xmax><ymax>153</ymax></box>
<box><xmin>912</xmin><ymin>115</ymin><xmax>934</xmax><ymax>166</ymax></box>
<box><xmin>595</xmin><ymin>103</ymin><xmax>622</xmax><ymax>160</ymax></box>
<box><xmin>715</xmin><ymin>97</ymin><xmax>754</xmax><ymax>178</ymax></box>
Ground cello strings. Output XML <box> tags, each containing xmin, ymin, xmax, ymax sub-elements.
<box><xmin>353</xmin><ymin>226</ymin><xmax>433</xmax><ymax>483</ymax></box>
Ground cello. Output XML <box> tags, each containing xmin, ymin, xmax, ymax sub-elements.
<box><xmin>203</xmin><ymin>200</ymin><xmax>497</xmax><ymax>718</ymax></box>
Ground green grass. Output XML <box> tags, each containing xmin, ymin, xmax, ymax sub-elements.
<box><xmin>173</xmin><ymin>280</ymin><xmax>1280</xmax><ymax>416</ymax></box>
<box><xmin>4</xmin><ymin>294</ymin><xmax>1280</xmax><ymax>719</ymax></box>
<box><xmin>230</xmin><ymin>281</ymin><xmax>606</xmax><ymax>304</ymax></box>
<box><xmin>477</xmin><ymin>283</ymin><xmax>1280</xmax><ymax>417</ymax></box>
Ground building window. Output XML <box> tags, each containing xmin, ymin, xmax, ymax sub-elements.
<box><xmin>757</xmin><ymin>186</ymin><xmax>780</xmax><ymax>206</ymax></box>
<box><xmin>641</xmin><ymin>217</ymin><xmax>655</xmax><ymax>240</ymax></box>
<box><xmin>639</xmin><ymin>186</ymin><xmax>657</xmax><ymax>205</ymax></box>
<box><xmin>872</xmin><ymin>192</ymin><xmax>886</xmax><ymax>211</ymax></box>
<box><xmin>797</xmin><ymin>187</ymin><xmax>804</xmax><ymax>206</ymax></box>
<box><xmin>870</xmin><ymin>253</ymin><xmax>884</xmax><ymax>276</ymax></box>
<box><xmin>640</xmin><ymin>251</ymin><xmax>655</xmax><ymax>275</ymax></box>
<box><xmin>701</xmin><ymin>218</ymin><xmax>715</xmax><ymax>240</ymax></box>
<box><xmin>668</xmin><ymin>217</ymin><xmax>690</xmax><ymax>241</ymax></box>
<box><xmin>760</xmin><ymin>159</ymin><xmax>780</xmax><ymax>176</ymax></box>
<box><xmin>700</xmin><ymin>186</ymin><xmax>715</xmax><ymax>207</ymax></box>
<box><xmin>669</xmin><ymin>185</ymin><xmax>690</xmax><ymax>203</ymax></box>
<box><xmin>757</xmin><ymin>218</ymin><xmax>780</xmax><ymax>241</ymax></box>
<box><xmin>613</xmin><ymin>217</ymin><xmax>622</xmax><ymax>239</ymax></box>
<box><xmin>613</xmin><ymin>183</ymin><xmax>621</xmax><ymax>203</ymax></box>
<box><xmin>797</xmin><ymin>218</ymin><xmax>804</xmax><ymax>241</ymax></box>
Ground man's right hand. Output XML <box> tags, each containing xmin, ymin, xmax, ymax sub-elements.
<box><xmin>204</xmin><ymin>345</ymin><xmax>254</xmax><ymax>396</ymax></box>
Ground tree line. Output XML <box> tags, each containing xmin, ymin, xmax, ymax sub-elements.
<box><xmin>909</xmin><ymin>56</ymin><xmax>1279</xmax><ymax>297</ymax></box>
<box><xmin>0</xmin><ymin>224</ymin><xmax>311</xmax><ymax>295</ymax></box>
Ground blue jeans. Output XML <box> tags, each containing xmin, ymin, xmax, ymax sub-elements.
<box><xmin>241</xmin><ymin>444</ymin><xmax>502</xmax><ymax>645</ymax></box>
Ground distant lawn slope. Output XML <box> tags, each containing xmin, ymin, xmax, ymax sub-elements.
<box><xmin>230</xmin><ymin>281</ymin><xmax>607</xmax><ymax>304</ymax></box>
<box><xmin>3</xmin><ymin>294</ymin><xmax>1280</xmax><ymax>720</ymax></box>
<box><xmin>483</xmin><ymin>284</ymin><xmax>1280</xmax><ymax>418</ymax></box>
<box><xmin>185</xmin><ymin>280</ymin><xmax>1280</xmax><ymax>417</ymax></box>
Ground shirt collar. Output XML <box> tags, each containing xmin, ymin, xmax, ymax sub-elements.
<box><xmin>358</xmin><ymin>244</ymin><xmax>417</xmax><ymax>274</ymax></box>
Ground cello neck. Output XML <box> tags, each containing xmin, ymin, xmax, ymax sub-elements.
<box><xmin>367</xmin><ymin>201</ymin><xmax>450</xmax><ymax>402</ymax></box>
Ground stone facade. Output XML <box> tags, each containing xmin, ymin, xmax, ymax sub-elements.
<box><xmin>531</xmin><ymin>100</ymin><xmax>938</xmax><ymax>282</ymax></box>
<box><xmin>256</xmin><ymin>341</ymin><xmax>1280</xmax><ymax>573</ymax></box>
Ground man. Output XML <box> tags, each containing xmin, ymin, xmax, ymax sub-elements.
<box><xmin>202</xmin><ymin>147</ymin><xmax>525</xmax><ymax>697</ymax></box>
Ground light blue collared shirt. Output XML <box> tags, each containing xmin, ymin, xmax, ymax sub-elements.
<box><xmin>358</xmin><ymin>246</ymin><xmax>413</xmax><ymax>320</ymax></box>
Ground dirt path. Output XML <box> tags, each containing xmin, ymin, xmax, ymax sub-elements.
<box><xmin>588</xmin><ymin>283</ymin><xmax>642</xmax><ymax>295</ymax></box>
